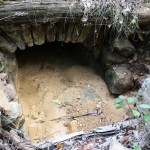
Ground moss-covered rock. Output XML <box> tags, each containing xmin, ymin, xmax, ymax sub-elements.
<box><xmin>0</xmin><ymin>25</ymin><xmax>25</xmax><ymax>50</ymax></box>
<box><xmin>112</xmin><ymin>36</ymin><xmax>135</xmax><ymax>57</ymax></box>
<box><xmin>101</xmin><ymin>46</ymin><xmax>127</xmax><ymax>67</ymax></box>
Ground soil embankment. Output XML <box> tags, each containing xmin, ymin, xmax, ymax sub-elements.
<box><xmin>16</xmin><ymin>43</ymin><xmax>127</xmax><ymax>143</ymax></box>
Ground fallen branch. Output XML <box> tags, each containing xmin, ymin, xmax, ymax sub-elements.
<box><xmin>49</xmin><ymin>112</ymin><xmax>99</xmax><ymax>121</ymax></box>
<box><xmin>37</xmin><ymin>119</ymin><xmax>139</xmax><ymax>149</ymax></box>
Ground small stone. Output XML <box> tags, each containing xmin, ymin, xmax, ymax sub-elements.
<box><xmin>77</xmin><ymin>108</ymin><xmax>80</xmax><ymax>112</ymax></box>
<box><xmin>67</xmin><ymin>120</ymin><xmax>78</xmax><ymax>132</ymax></box>
<box><xmin>77</xmin><ymin>96</ymin><xmax>81</xmax><ymax>99</ymax></box>
<box><xmin>57</xmin><ymin>143</ymin><xmax>63</xmax><ymax>149</ymax></box>
<box><xmin>79</xmin><ymin>124</ymin><xmax>82</xmax><ymax>127</ymax></box>
<box><xmin>96</xmin><ymin>104</ymin><xmax>101</xmax><ymax>110</ymax></box>
<box><xmin>129</xmin><ymin>60</ymin><xmax>133</xmax><ymax>63</ymax></box>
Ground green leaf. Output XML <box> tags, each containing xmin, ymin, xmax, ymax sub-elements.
<box><xmin>131</xmin><ymin>18</ymin><xmax>136</xmax><ymax>25</ymax></box>
<box><xmin>116</xmin><ymin>103</ymin><xmax>125</xmax><ymax>109</ymax></box>
<box><xmin>114</xmin><ymin>99</ymin><xmax>124</xmax><ymax>105</ymax></box>
<box><xmin>132</xmin><ymin>110</ymin><xmax>140</xmax><ymax>117</ymax></box>
<box><xmin>127</xmin><ymin>97</ymin><xmax>135</xmax><ymax>103</ymax></box>
<box><xmin>118</xmin><ymin>95</ymin><xmax>126</xmax><ymax>100</ymax></box>
<box><xmin>133</xmin><ymin>144</ymin><xmax>142</xmax><ymax>150</ymax></box>
<box><xmin>143</xmin><ymin>113</ymin><xmax>150</xmax><ymax>123</ymax></box>
<box><xmin>140</xmin><ymin>104</ymin><xmax>150</xmax><ymax>109</ymax></box>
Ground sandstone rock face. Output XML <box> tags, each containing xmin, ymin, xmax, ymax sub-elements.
<box><xmin>112</xmin><ymin>37</ymin><xmax>135</xmax><ymax>57</ymax></box>
<box><xmin>64</xmin><ymin>23</ymin><xmax>74</xmax><ymax>43</ymax></box>
<box><xmin>0</xmin><ymin>35</ymin><xmax>17</xmax><ymax>53</ymax></box>
<box><xmin>55</xmin><ymin>23</ymin><xmax>66</xmax><ymax>42</ymax></box>
<box><xmin>0</xmin><ymin>51</ymin><xmax>23</xmax><ymax>126</ymax></box>
<box><xmin>0</xmin><ymin>88</ymin><xmax>21</xmax><ymax>125</ymax></box>
<box><xmin>1</xmin><ymin>87</ymin><xmax>23</xmax><ymax>126</ymax></box>
<box><xmin>46</xmin><ymin>25</ymin><xmax>55</xmax><ymax>42</ymax></box>
<box><xmin>32</xmin><ymin>24</ymin><xmax>46</xmax><ymax>45</ymax></box>
<box><xmin>20</xmin><ymin>24</ymin><xmax>33</xmax><ymax>47</ymax></box>
<box><xmin>77</xmin><ymin>25</ymin><xmax>92</xmax><ymax>43</ymax></box>
<box><xmin>0</xmin><ymin>25</ymin><xmax>25</xmax><ymax>50</ymax></box>
<box><xmin>105</xmin><ymin>66</ymin><xmax>134</xmax><ymax>94</ymax></box>
<box><xmin>83</xmin><ymin>26</ymin><xmax>96</xmax><ymax>49</ymax></box>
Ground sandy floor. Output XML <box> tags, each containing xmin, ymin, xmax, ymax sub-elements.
<box><xmin>16</xmin><ymin>43</ymin><xmax>127</xmax><ymax>144</ymax></box>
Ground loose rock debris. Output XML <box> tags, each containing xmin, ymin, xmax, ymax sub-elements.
<box><xmin>36</xmin><ymin>119</ymin><xmax>139</xmax><ymax>150</ymax></box>
<box><xmin>0</xmin><ymin>119</ymin><xmax>139</xmax><ymax>150</ymax></box>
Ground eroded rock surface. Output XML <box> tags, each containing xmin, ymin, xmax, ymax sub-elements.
<box><xmin>20</xmin><ymin>24</ymin><xmax>33</xmax><ymax>47</ymax></box>
<box><xmin>0</xmin><ymin>25</ymin><xmax>25</xmax><ymax>50</ymax></box>
<box><xmin>112</xmin><ymin>36</ymin><xmax>135</xmax><ymax>57</ymax></box>
<box><xmin>0</xmin><ymin>35</ymin><xmax>17</xmax><ymax>53</ymax></box>
<box><xmin>136</xmin><ymin>76</ymin><xmax>150</xmax><ymax>148</ymax></box>
<box><xmin>32</xmin><ymin>24</ymin><xmax>46</xmax><ymax>45</ymax></box>
<box><xmin>0</xmin><ymin>52</ymin><xmax>24</xmax><ymax>128</ymax></box>
<box><xmin>101</xmin><ymin>46</ymin><xmax>127</xmax><ymax>67</ymax></box>
<box><xmin>105</xmin><ymin>66</ymin><xmax>134</xmax><ymax>94</ymax></box>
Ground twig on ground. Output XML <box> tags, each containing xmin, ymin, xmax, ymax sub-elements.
<box><xmin>49</xmin><ymin>112</ymin><xmax>99</xmax><ymax>121</ymax></box>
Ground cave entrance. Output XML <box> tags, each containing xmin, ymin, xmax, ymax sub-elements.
<box><xmin>15</xmin><ymin>42</ymin><xmax>126</xmax><ymax>144</ymax></box>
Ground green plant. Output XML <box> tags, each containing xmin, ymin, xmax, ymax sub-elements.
<box><xmin>114</xmin><ymin>95</ymin><xmax>150</xmax><ymax>123</ymax></box>
<box><xmin>114</xmin><ymin>95</ymin><xmax>150</xmax><ymax>149</ymax></box>
<box><xmin>80</xmin><ymin>0</ymin><xmax>143</xmax><ymax>36</ymax></box>
<box><xmin>133</xmin><ymin>143</ymin><xmax>142</xmax><ymax>150</ymax></box>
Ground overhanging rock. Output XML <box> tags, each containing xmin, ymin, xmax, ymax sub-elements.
<box><xmin>0</xmin><ymin>0</ymin><xmax>149</xmax><ymax>25</ymax></box>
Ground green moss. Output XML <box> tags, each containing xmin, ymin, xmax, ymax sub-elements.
<box><xmin>0</xmin><ymin>0</ymin><xmax>4</xmax><ymax>4</ymax></box>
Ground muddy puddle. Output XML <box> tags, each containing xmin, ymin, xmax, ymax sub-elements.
<box><xmin>15</xmin><ymin>43</ymin><xmax>127</xmax><ymax>144</ymax></box>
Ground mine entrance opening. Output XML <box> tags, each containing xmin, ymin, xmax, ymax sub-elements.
<box><xmin>15</xmin><ymin>42</ymin><xmax>126</xmax><ymax>144</ymax></box>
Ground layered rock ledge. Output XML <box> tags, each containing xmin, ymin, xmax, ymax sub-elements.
<box><xmin>0</xmin><ymin>0</ymin><xmax>149</xmax><ymax>25</ymax></box>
